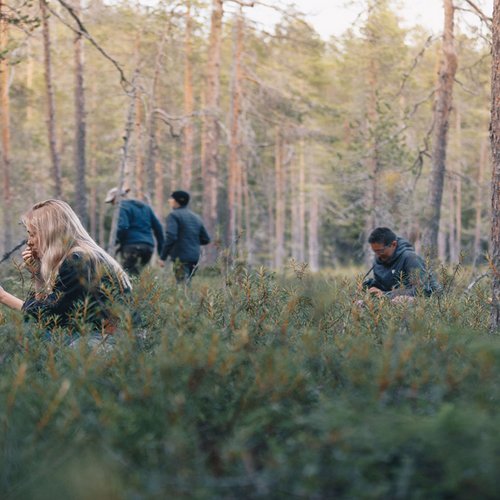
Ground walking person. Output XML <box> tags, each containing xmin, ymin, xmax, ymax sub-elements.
<box><xmin>0</xmin><ymin>199</ymin><xmax>131</xmax><ymax>345</ymax></box>
<box><xmin>105</xmin><ymin>187</ymin><xmax>165</xmax><ymax>276</ymax></box>
<box><xmin>159</xmin><ymin>191</ymin><xmax>211</xmax><ymax>283</ymax></box>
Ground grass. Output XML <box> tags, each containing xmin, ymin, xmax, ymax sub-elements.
<box><xmin>0</xmin><ymin>262</ymin><xmax>498</xmax><ymax>499</ymax></box>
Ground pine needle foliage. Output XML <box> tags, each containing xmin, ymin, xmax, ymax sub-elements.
<box><xmin>0</xmin><ymin>264</ymin><xmax>498</xmax><ymax>498</ymax></box>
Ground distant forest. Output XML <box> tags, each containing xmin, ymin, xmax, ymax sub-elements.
<box><xmin>0</xmin><ymin>0</ymin><xmax>494</xmax><ymax>269</ymax></box>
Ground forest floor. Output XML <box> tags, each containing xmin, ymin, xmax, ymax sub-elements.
<box><xmin>0</xmin><ymin>262</ymin><xmax>498</xmax><ymax>498</ymax></box>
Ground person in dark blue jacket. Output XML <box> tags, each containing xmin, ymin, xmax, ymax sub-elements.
<box><xmin>159</xmin><ymin>190</ymin><xmax>210</xmax><ymax>283</ymax></box>
<box><xmin>363</xmin><ymin>227</ymin><xmax>439</xmax><ymax>299</ymax></box>
<box><xmin>105</xmin><ymin>187</ymin><xmax>165</xmax><ymax>276</ymax></box>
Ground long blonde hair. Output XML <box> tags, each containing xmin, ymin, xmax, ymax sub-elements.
<box><xmin>21</xmin><ymin>199</ymin><xmax>131</xmax><ymax>293</ymax></box>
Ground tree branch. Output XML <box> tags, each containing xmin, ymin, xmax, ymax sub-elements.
<box><xmin>462</xmin><ymin>0</ymin><xmax>492</xmax><ymax>26</ymax></box>
<box><xmin>51</xmin><ymin>0</ymin><xmax>132</xmax><ymax>91</ymax></box>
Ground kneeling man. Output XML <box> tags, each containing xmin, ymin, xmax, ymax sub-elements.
<box><xmin>364</xmin><ymin>227</ymin><xmax>439</xmax><ymax>299</ymax></box>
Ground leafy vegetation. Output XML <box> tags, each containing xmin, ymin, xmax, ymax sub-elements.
<box><xmin>0</xmin><ymin>264</ymin><xmax>498</xmax><ymax>498</ymax></box>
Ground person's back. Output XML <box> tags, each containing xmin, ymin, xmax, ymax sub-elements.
<box><xmin>105</xmin><ymin>188</ymin><xmax>164</xmax><ymax>275</ymax></box>
<box><xmin>160</xmin><ymin>191</ymin><xmax>210</xmax><ymax>282</ymax></box>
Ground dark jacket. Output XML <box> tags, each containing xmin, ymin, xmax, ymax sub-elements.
<box><xmin>365</xmin><ymin>237</ymin><xmax>439</xmax><ymax>297</ymax></box>
<box><xmin>160</xmin><ymin>207</ymin><xmax>210</xmax><ymax>263</ymax></box>
<box><xmin>117</xmin><ymin>200</ymin><xmax>164</xmax><ymax>255</ymax></box>
<box><xmin>23</xmin><ymin>253</ymin><xmax>130</xmax><ymax>331</ymax></box>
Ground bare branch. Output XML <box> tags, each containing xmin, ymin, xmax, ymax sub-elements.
<box><xmin>462</xmin><ymin>0</ymin><xmax>492</xmax><ymax>26</ymax></box>
<box><xmin>51</xmin><ymin>0</ymin><xmax>132</xmax><ymax>91</ymax></box>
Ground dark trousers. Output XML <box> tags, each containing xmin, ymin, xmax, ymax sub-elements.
<box><xmin>173</xmin><ymin>260</ymin><xmax>198</xmax><ymax>284</ymax></box>
<box><xmin>121</xmin><ymin>243</ymin><xmax>153</xmax><ymax>276</ymax></box>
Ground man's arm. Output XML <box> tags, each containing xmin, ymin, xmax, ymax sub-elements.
<box><xmin>150</xmin><ymin>209</ymin><xmax>165</xmax><ymax>256</ymax></box>
<box><xmin>199</xmin><ymin>224</ymin><xmax>210</xmax><ymax>245</ymax></box>
<box><xmin>160</xmin><ymin>213</ymin><xmax>179</xmax><ymax>261</ymax></box>
<box><xmin>116</xmin><ymin>206</ymin><xmax>129</xmax><ymax>244</ymax></box>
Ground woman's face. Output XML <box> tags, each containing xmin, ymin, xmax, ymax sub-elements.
<box><xmin>26</xmin><ymin>227</ymin><xmax>41</xmax><ymax>259</ymax></box>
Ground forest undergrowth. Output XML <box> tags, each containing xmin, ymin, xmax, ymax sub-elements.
<box><xmin>0</xmin><ymin>262</ymin><xmax>498</xmax><ymax>499</ymax></box>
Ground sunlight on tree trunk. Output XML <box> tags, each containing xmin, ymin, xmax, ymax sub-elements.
<box><xmin>202</xmin><ymin>0</ymin><xmax>223</xmax><ymax>264</ymax></box>
<box><xmin>73</xmin><ymin>0</ymin><xmax>87</xmax><ymax>226</ymax></box>
<box><xmin>0</xmin><ymin>0</ymin><xmax>12</xmax><ymax>252</ymax></box>
<box><xmin>422</xmin><ymin>0</ymin><xmax>457</xmax><ymax>257</ymax></box>
<box><xmin>490</xmin><ymin>0</ymin><xmax>500</xmax><ymax>331</ymax></box>
<box><xmin>41</xmin><ymin>0</ymin><xmax>62</xmax><ymax>198</ymax></box>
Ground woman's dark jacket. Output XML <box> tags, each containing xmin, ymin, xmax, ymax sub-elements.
<box><xmin>22</xmin><ymin>253</ymin><xmax>129</xmax><ymax>332</ymax></box>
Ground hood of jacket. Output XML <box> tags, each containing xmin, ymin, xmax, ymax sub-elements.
<box><xmin>376</xmin><ymin>236</ymin><xmax>414</xmax><ymax>266</ymax></box>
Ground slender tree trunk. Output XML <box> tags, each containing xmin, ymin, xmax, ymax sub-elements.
<box><xmin>154</xmin><ymin>123</ymin><xmax>164</xmax><ymax>217</ymax></box>
<box><xmin>169</xmin><ymin>142</ymin><xmax>178</xmax><ymax>194</ymax></box>
<box><xmin>298</xmin><ymin>137</ymin><xmax>306</xmax><ymax>262</ymax></box>
<box><xmin>40</xmin><ymin>0</ymin><xmax>62</xmax><ymax>198</ymax></box>
<box><xmin>146</xmin><ymin>29</ymin><xmax>167</xmax><ymax>204</ymax></box>
<box><xmin>364</xmin><ymin>56</ymin><xmax>380</xmax><ymax>266</ymax></box>
<box><xmin>473</xmin><ymin>137</ymin><xmax>488</xmax><ymax>267</ymax></box>
<box><xmin>455</xmin><ymin>106</ymin><xmax>462</xmax><ymax>260</ymax></box>
<box><xmin>26</xmin><ymin>39</ymin><xmax>33</xmax><ymax>123</ymax></box>
<box><xmin>274</xmin><ymin>127</ymin><xmax>285</xmax><ymax>269</ymax></box>
<box><xmin>89</xmin><ymin>153</ymin><xmax>97</xmax><ymax>240</ymax></box>
<box><xmin>422</xmin><ymin>0</ymin><xmax>457</xmax><ymax>255</ymax></box>
<box><xmin>202</xmin><ymin>0</ymin><xmax>223</xmax><ymax>263</ymax></box>
<box><xmin>108</xmin><ymin>83</ymin><xmax>137</xmax><ymax>256</ymax></box>
<box><xmin>308</xmin><ymin>162</ymin><xmax>319</xmax><ymax>272</ymax></box>
<box><xmin>182</xmin><ymin>0</ymin><xmax>194</xmax><ymax>191</ymax></box>
<box><xmin>0</xmin><ymin>1</ymin><xmax>12</xmax><ymax>252</ymax></box>
<box><xmin>448</xmin><ymin>188</ymin><xmax>456</xmax><ymax>263</ymax></box>
<box><xmin>73</xmin><ymin>0</ymin><xmax>87</xmax><ymax>226</ymax></box>
<box><xmin>228</xmin><ymin>12</ymin><xmax>243</xmax><ymax>253</ymax></box>
<box><xmin>490</xmin><ymin>0</ymin><xmax>500</xmax><ymax>331</ymax></box>
<box><xmin>242</xmin><ymin>158</ymin><xmax>252</xmax><ymax>264</ymax></box>
<box><xmin>135</xmin><ymin>91</ymin><xmax>145</xmax><ymax>200</ymax></box>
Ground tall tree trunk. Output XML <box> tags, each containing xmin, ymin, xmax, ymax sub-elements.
<box><xmin>228</xmin><ymin>12</ymin><xmax>243</xmax><ymax>253</ymax></box>
<box><xmin>0</xmin><ymin>1</ymin><xmax>12</xmax><ymax>252</ymax></box>
<box><xmin>422</xmin><ymin>0</ymin><xmax>457</xmax><ymax>255</ymax></box>
<box><xmin>146</xmin><ymin>28</ymin><xmax>167</xmax><ymax>204</ymax></box>
<box><xmin>242</xmin><ymin>158</ymin><xmax>252</xmax><ymax>264</ymax></box>
<box><xmin>298</xmin><ymin>138</ymin><xmax>306</xmax><ymax>262</ymax></box>
<box><xmin>363</xmin><ymin>56</ymin><xmax>380</xmax><ymax>266</ymax></box>
<box><xmin>73</xmin><ymin>0</ymin><xmax>87</xmax><ymax>226</ymax></box>
<box><xmin>201</xmin><ymin>0</ymin><xmax>223</xmax><ymax>263</ymax></box>
<box><xmin>448</xmin><ymin>188</ymin><xmax>456</xmax><ymax>263</ymax></box>
<box><xmin>26</xmin><ymin>39</ymin><xmax>33</xmax><ymax>123</ymax></box>
<box><xmin>473</xmin><ymin>137</ymin><xmax>488</xmax><ymax>267</ymax></box>
<box><xmin>40</xmin><ymin>0</ymin><xmax>62</xmax><ymax>198</ymax></box>
<box><xmin>135</xmin><ymin>91</ymin><xmax>145</xmax><ymax>199</ymax></box>
<box><xmin>308</xmin><ymin>161</ymin><xmax>319</xmax><ymax>272</ymax></box>
<box><xmin>108</xmin><ymin>84</ymin><xmax>137</xmax><ymax>256</ymax></box>
<box><xmin>182</xmin><ymin>0</ymin><xmax>194</xmax><ymax>191</ymax></box>
<box><xmin>490</xmin><ymin>0</ymin><xmax>500</xmax><ymax>331</ymax></box>
<box><xmin>89</xmin><ymin>155</ymin><xmax>97</xmax><ymax>240</ymax></box>
<box><xmin>154</xmin><ymin>123</ymin><xmax>164</xmax><ymax>217</ymax></box>
<box><xmin>454</xmin><ymin>106</ymin><xmax>462</xmax><ymax>260</ymax></box>
<box><xmin>274</xmin><ymin>127</ymin><xmax>285</xmax><ymax>269</ymax></box>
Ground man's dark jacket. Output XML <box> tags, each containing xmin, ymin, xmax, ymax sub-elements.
<box><xmin>365</xmin><ymin>237</ymin><xmax>439</xmax><ymax>297</ymax></box>
<box><xmin>117</xmin><ymin>200</ymin><xmax>164</xmax><ymax>255</ymax></box>
<box><xmin>161</xmin><ymin>207</ymin><xmax>210</xmax><ymax>263</ymax></box>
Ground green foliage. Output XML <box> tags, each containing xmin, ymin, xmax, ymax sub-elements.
<box><xmin>0</xmin><ymin>267</ymin><xmax>498</xmax><ymax>498</ymax></box>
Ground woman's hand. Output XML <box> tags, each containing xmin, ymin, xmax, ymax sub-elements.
<box><xmin>22</xmin><ymin>246</ymin><xmax>40</xmax><ymax>276</ymax></box>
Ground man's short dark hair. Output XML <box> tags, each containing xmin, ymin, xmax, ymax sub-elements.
<box><xmin>368</xmin><ymin>227</ymin><xmax>397</xmax><ymax>246</ymax></box>
<box><xmin>171</xmin><ymin>190</ymin><xmax>190</xmax><ymax>207</ymax></box>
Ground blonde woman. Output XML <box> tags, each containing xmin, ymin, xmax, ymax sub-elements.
<box><xmin>0</xmin><ymin>200</ymin><xmax>131</xmax><ymax>342</ymax></box>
